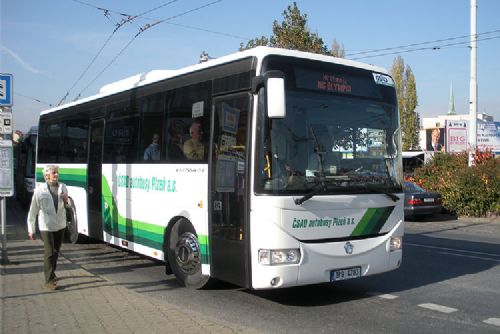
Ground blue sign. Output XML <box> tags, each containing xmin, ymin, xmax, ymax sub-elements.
<box><xmin>0</xmin><ymin>74</ymin><xmax>13</xmax><ymax>106</ymax></box>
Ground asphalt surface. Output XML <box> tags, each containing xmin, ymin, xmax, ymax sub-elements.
<box><xmin>2</xmin><ymin>197</ymin><xmax>499</xmax><ymax>334</ymax></box>
<box><xmin>0</xmin><ymin>198</ymin><xmax>258</xmax><ymax>334</ymax></box>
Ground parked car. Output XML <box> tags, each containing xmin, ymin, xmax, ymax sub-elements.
<box><xmin>403</xmin><ymin>181</ymin><xmax>443</xmax><ymax>219</ymax></box>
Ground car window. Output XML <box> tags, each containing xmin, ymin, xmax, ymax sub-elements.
<box><xmin>404</xmin><ymin>182</ymin><xmax>425</xmax><ymax>193</ymax></box>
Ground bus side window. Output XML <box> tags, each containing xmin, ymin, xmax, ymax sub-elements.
<box><xmin>60</xmin><ymin>118</ymin><xmax>89</xmax><ymax>163</ymax></box>
<box><xmin>139</xmin><ymin>93</ymin><xmax>164</xmax><ymax>162</ymax></box>
<box><xmin>167</xmin><ymin>82</ymin><xmax>211</xmax><ymax>162</ymax></box>
<box><xmin>38</xmin><ymin>121</ymin><xmax>61</xmax><ymax>163</ymax></box>
<box><xmin>103</xmin><ymin>116</ymin><xmax>140</xmax><ymax>163</ymax></box>
<box><xmin>166</xmin><ymin>119</ymin><xmax>186</xmax><ymax>161</ymax></box>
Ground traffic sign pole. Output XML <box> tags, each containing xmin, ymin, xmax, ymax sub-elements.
<box><xmin>1</xmin><ymin>197</ymin><xmax>9</xmax><ymax>265</ymax></box>
<box><xmin>0</xmin><ymin>73</ymin><xmax>13</xmax><ymax>265</ymax></box>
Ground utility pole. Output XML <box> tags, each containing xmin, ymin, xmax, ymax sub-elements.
<box><xmin>469</xmin><ymin>0</ymin><xmax>478</xmax><ymax>166</ymax></box>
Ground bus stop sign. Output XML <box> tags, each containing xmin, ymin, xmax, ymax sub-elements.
<box><xmin>0</xmin><ymin>140</ymin><xmax>14</xmax><ymax>196</ymax></box>
<box><xmin>0</xmin><ymin>74</ymin><xmax>13</xmax><ymax>106</ymax></box>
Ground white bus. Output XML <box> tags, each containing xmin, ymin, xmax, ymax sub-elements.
<box><xmin>36</xmin><ymin>47</ymin><xmax>404</xmax><ymax>289</ymax></box>
<box><xmin>15</xmin><ymin>126</ymin><xmax>38</xmax><ymax>207</ymax></box>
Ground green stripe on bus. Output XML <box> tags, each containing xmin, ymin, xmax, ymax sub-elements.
<box><xmin>36</xmin><ymin>168</ymin><xmax>43</xmax><ymax>182</ymax></box>
<box><xmin>35</xmin><ymin>167</ymin><xmax>87</xmax><ymax>187</ymax></box>
<box><xmin>101</xmin><ymin>176</ymin><xmax>209</xmax><ymax>262</ymax></box>
<box><xmin>102</xmin><ymin>175</ymin><xmax>137</xmax><ymax>242</ymax></box>
<box><xmin>198</xmin><ymin>235</ymin><xmax>209</xmax><ymax>264</ymax></box>
<box><xmin>371</xmin><ymin>206</ymin><xmax>395</xmax><ymax>233</ymax></box>
<box><xmin>351</xmin><ymin>208</ymin><xmax>377</xmax><ymax>236</ymax></box>
<box><xmin>350</xmin><ymin>206</ymin><xmax>395</xmax><ymax>236</ymax></box>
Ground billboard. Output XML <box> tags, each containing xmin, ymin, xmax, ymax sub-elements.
<box><xmin>446</xmin><ymin>120</ymin><xmax>468</xmax><ymax>153</ymax></box>
<box><xmin>477</xmin><ymin>121</ymin><xmax>500</xmax><ymax>154</ymax></box>
<box><xmin>426</xmin><ymin>128</ymin><xmax>445</xmax><ymax>152</ymax></box>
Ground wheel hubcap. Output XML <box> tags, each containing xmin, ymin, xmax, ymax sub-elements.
<box><xmin>175</xmin><ymin>232</ymin><xmax>200</xmax><ymax>274</ymax></box>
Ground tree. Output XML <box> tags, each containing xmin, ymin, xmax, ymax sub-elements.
<box><xmin>404</xmin><ymin>66</ymin><xmax>420</xmax><ymax>149</ymax></box>
<box><xmin>269</xmin><ymin>2</ymin><xmax>327</xmax><ymax>54</ymax></box>
<box><xmin>239</xmin><ymin>2</ymin><xmax>342</xmax><ymax>56</ymax></box>
<box><xmin>239</xmin><ymin>36</ymin><xmax>269</xmax><ymax>52</ymax></box>
<box><xmin>391</xmin><ymin>56</ymin><xmax>420</xmax><ymax>150</ymax></box>
<box><xmin>330</xmin><ymin>38</ymin><xmax>345</xmax><ymax>58</ymax></box>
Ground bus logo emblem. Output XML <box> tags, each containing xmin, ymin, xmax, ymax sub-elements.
<box><xmin>344</xmin><ymin>242</ymin><xmax>354</xmax><ymax>254</ymax></box>
<box><xmin>372</xmin><ymin>73</ymin><xmax>395</xmax><ymax>87</ymax></box>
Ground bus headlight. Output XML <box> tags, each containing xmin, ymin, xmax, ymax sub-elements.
<box><xmin>258</xmin><ymin>249</ymin><xmax>301</xmax><ymax>265</ymax></box>
<box><xmin>389</xmin><ymin>236</ymin><xmax>403</xmax><ymax>252</ymax></box>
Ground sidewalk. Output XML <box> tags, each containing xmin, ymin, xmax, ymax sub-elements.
<box><xmin>1</xmin><ymin>199</ymin><xmax>257</xmax><ymax>334</ymax></box>
<box><xmin>405</xmin><ymin>212</ymin><xmax>500</xmax><ymax>238</ymax></box>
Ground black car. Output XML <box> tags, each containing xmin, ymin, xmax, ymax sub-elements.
<box><xmin>403</xmin><ymin>181</ymin><xmax>443</xmax><ymax>219</ymax></box>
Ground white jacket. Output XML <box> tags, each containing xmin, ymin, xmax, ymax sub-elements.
<box><xmin>27</xmin><ymin>183</ymin><xmax>68</xmax><ymax>234</ymax></box>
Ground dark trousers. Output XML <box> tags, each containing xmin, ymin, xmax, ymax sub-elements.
<box><xmin>40</xmin><ymin>229</ymin><xmax>65</xmax><ymax>283</ymax></box>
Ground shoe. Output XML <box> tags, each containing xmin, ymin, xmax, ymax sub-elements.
<box><xmin>43</xmin><ymin>281</ymin><xmax>58</xmax><ymax>290</ymax></box>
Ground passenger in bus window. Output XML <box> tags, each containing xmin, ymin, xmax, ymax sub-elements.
<box><xmin>27</xmin><ymin>165</ymin><xmax>69</xmax><ymax>291</ymax></box>
<box><xmin>167</xmin><ymin>122</ymin><xmax>185</xmax><ymax>160</ymax></box>
<box><xmin>144</xmin><ymin>133</ymin><xmax>161</xmax><ymax>160</ymax></box>
<box><xmin>183</xmin><ymin>120</ymin><xmax>205</xmax><ymax>160</ymax></box>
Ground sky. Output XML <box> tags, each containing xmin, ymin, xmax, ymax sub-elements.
<box><xmin>1</xmin><ymin>0</ymin><xmax>499</xmax><ymax>133</ymax></box>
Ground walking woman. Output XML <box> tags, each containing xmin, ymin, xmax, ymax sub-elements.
<box><xmin>27</xmin><ymin>165</ymin><xmax>68</xmax><ymax>290</ymax></box>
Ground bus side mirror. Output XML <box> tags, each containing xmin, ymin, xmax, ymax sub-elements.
<box><xmin>266</xmin><ymin>75</ymin><xmax>286</xmax><ymax>118</ymax></box>
<box><xmin>253</xmin><ymin>71</ymin><xmax>286</xmax><ymax>118</ymax></box>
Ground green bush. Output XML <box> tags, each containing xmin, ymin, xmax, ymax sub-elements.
<box><xmin>414</xmin><ymin>152</ymin><xmax>499</xmax><ymax>217</ymax></box>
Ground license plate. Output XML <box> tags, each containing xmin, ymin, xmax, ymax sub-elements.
<box><xmin>424</xmin><ymin>198</ymin><xmax>434</xmax><ymax>203</ymax></box>
<box><xmin>331</xmin><ymin>267</ymin><xmax>361</xmax><ymax>282</ymax></box>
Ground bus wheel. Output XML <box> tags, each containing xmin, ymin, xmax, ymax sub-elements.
<box><xmin>167</xmin><ymin>218</ymin><xmax>211</xmax><ymax>289</ymax></box>
<box><xmin>65</xmin><ymin>198</ymin><xmax>82</xmax><ymax>244</ymax></box>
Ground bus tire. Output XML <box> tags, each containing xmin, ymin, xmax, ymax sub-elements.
<box><xmin>167</xmin><ymin>218</ymin><xmax>211</xmax><ymax>289</ymax></box>
<box><xmin>65</xmin><ymin>197</ymin><xmax>84</xmax><ymax>244</ymax></box>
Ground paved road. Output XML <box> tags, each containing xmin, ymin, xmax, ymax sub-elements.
<box><xmin>2</xmin><ymin>198</ymin><xmax>500</xmax><ymax>333</ymax></box>
<box><xmin>66</xmin><ymin>214</ymin><xmax>500</xmax><ymax>334</ymax></box>
<box><xmin>1</xmin><ymin>198</ymin><xmax>258</xmax><ymax>334</ymax></box>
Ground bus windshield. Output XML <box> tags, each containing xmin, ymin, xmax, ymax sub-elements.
<box><xmin>256</xmin><ymin>90</ymin><xmax>402</xmax><ymax>195</ymax></box>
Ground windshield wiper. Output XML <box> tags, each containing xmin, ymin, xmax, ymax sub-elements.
<box><xmin>293</xmin><ymin>125</ymin><xmax>330</xmax><ymax>205</ymax></box>
<box><xmin>294</xmin><ymin>181</ymin><xmax>327</xmax><ymax>205</ymax></box>
<box><xmin>383</xmin><ymin>191</ymin><xmax>400</xmax><ymax>202</ymax></box>
<box><xmin>361</xmin><ymin>184</ymin><xmax>400</xmax><ymax>202</ymax></box>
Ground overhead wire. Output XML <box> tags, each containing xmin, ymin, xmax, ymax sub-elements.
<box><xmin>349</xmin><ymin>33</ymin><xmax>500</xmax><ymax>60</ymax></box>
<box><xmin>73</xmin><ymin>0</ymin><xmax>223</xmax><ymax>101</ymax></box>
<box><xmin>63</xmin><ymin>0</ymin><xmax>499</xmax><ymax>101</ymax></box>
<box><xmin>16</xmin><ymin>92</ymin><xmax>53</xmax><ymax>107</ymax></box>
<box><xmin>59</xmin><ymin>0</ymin><xmax>181</xmax><ymax>105</ymax></box>
<box><xmin>129</xmin><ymin>0</ymin><xmax>224</xmax><ymax>37</ymax></box>
<box><xmin>57</xmin><ymin>30</ymin><xmax>115</xmax><ymax>106</ymax></box>
<box><xmin>163</xmin><ymin>21</ymin><xmax>250</xmax><ymax>40</ymax></box>
<box><xmin>346</xmin><ymin>29</ymin><xmax>500</xmax><ymax>57</ymax></box>
<box><xmin>72</xmin><ymin>0</ymin><xmax>247</xmax><ymax>40</ymax></box>
<box><xmin>70</xmin><ymin>0</ymin><xmax>136</xmax><ymax>21</ymax></box>
<box><xmin>346</xmin><ymin>29</ymin><xmax>500</xmax><ymax>60</ymax></box>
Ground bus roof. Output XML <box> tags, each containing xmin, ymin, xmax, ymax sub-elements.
<box><xmin>41</xmin><ymin>46</ymin><xmax>390</xmax><ymax>116</ymax></box>
<box><xmin>26</xmin><ymin>126</ymin><xmax>38</xmax><ymax>136</ymax></box>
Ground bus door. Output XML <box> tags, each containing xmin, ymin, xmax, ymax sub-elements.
<box><xmin>87</xmin><ymin>119</ymin><xmax>104</xmax><ymax>240</ymax></box>
<box><xmin>210</xmin><ymin>94</ymin><xmax>251</xmax><ymax>287</ymax></box>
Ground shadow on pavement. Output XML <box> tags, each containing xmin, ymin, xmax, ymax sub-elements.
<box><xmin>405</xmin><ymin>212</ymin><xmax>458</xmax><ymax>222</ymax></box>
